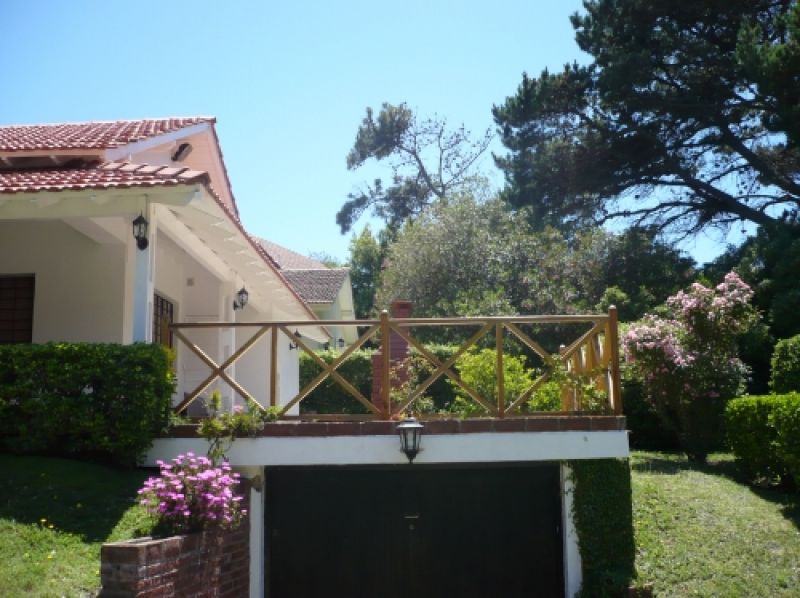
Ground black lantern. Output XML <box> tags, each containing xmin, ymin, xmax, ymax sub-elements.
<box><xmin>397</xmin><ymin>416</ymin><xmax>424</xmax><ymax>464</ymax></box>
<box><xmin>132</xmin><ymin>213</ymin><xmax>149</xmax><ymax>251</ymax></box>
<box><xmin>288</xmin><ymin>330</ymin><xmax>302</xmax><ymax>350</ymax></box>
<box><xmin>337</xmin><ymin>338</ymin><xmax>346</xmax><ymax>349</ymax></box>
<box><xmin>233</xmin><ymin>287</ymin><xmax>249</xmax><ymax>311</ymax></box>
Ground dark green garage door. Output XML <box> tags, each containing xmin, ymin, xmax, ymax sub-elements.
<box><xmin>266</xmin><ymin>463</ymin><xmax>563</xmax><ymax>598</ymax></box>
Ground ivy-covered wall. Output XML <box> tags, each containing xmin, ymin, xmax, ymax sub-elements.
<box><xmin>569</xmin><ymin>458</ymin><xmax>636</xmax><ymax>596</ymax></box>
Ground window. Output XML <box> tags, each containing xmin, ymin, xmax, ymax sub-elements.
<box><xmin>153</xmin><ymin>294</ymin><xmax>174</xmax><ymax>348</ymax></box>
<box><xmin>0</xmin><ymin>275</ymin><xmax>35</xmax><ymax>344</ymax></box>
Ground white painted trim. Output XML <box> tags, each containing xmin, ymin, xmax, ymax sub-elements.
<box><xmin>0</xmin><ymin>186</ymin><xmax>197</xmax><ymax>220</ymax></box>
<box><xmin>561</xmin><ymin>463</ymin><xmax>582</xmax><ymax>598</ymax></box>
<box><xmin>145</xmin><ymin>431</ymin><xmax>629</xmax><ymax>467</ymax></box>
<box><xmin>104</xmin><ymin>122</ymin><xmax>212</xmax><ymax>161</ymax></box>
<box><xmin>233</xmin><ymin>466</ymin><xmax>264</xmax><ymax>598</ymax></box>
<box><xmin>155</xmin><ymin>204</ymin><xmax>230</xmax><ymax>282</ymax></box>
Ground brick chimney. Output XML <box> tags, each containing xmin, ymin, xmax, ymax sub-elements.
<box><xmin>371</xmin><ymin>300</ymin><xmax>413</xmax><ymax>414</ymax></box>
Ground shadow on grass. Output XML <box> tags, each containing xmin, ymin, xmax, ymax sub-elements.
<box><xmin>631</xmin><ymin>451</ymin><xmax>800</xmax><ymax>531</ymax></box>
<box><xmin>0</xmin><ymin>452</ymin><xmax>154</xmax><ymax>542</ymax></box>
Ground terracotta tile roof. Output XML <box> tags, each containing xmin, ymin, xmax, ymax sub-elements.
<box><xmin>282</xmin><ymin>269</ymin><xmax>349</xmax><ymax>304</ymax></box>
<box><xmin>257</xmin><ymin>238</ymin><xmax>327</xmax><ymax>269</ymax></box>
<box><xmin>0</xmin><ymin>117</ymin><xmax>215</xmax><ymax>152</ymax></box>
<box><xmin>0</xmin><ymin>161</ymin><xmax>209</xmax><ymax>194</ymax></box>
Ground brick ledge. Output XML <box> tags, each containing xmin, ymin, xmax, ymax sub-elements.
<box><xmin>165</xmin><ymin>416</ymin><xmax>626</xmax><ymax>438</ymax></box>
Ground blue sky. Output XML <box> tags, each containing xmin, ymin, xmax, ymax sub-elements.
<box><xmin>2</xmin><ymin>0</ymin><xmax>739</xmax><ymax>264</ymax></box>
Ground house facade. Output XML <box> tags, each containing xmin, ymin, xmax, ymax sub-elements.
<box><xmin>0</xmin><ymin>117</ymin><xmax>327</xmax><ymax>410</ymax></box>
<box><xmin>1</xmin><ymin>117</ymin><xmax>631</xmax><ymax>598</ymax></box>
<box><xmin>258</xmin><ymin>238</ymin><xmax>358</xmax><ymax>348</ymax></box>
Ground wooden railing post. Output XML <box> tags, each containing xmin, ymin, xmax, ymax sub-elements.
<box><xmin>608</xmin><ymin>306</ymin><xmax>622</xmax><ymax>415</ymax></box>
<box><xmin>496</xmin><ymin>323</ymin><xmax>505</xmax><ymax>418</ymax></box>
<box><xmin>270</xmin><ymin>324</ymin><xmax>278</xmax><ymax>407</ymax></box>
<box><xmin>380</xmin><ymin>310</ymin><xmax>391</xmax><ymax>418</ymax></box>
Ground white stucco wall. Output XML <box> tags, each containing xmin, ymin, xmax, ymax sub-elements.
<box><xmin>0</xmin><ymin>220</ymin><xmax>127</xmax><ymax>343</ymax></box>
<box><xmin>146</xmin><ymin>430</ymin><xmax>629</xmax><ymax>468</ymax></box>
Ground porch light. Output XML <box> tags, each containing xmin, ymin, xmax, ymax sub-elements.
<box><xmin>233</xmin><ymin>287</ymin><xmax>249</xmax><ymax>311</ymax></box>
<box><xmin>288</xmin><ymin>330</ymin><xmax>302</xmax><ymax>350</ymax></box>
<box><xmin>397</xmin><ymin>416</ymin><xmax>424</xmax><ymax>464</ymax></box>
<box><xmin>132</xmin><ymin>213</ymin><xmax>149</xmax><ymax>251</ymax></box>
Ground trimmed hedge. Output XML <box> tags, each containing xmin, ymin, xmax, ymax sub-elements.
<box><xmin>770</xmin><ymin>335</ymin><xmax>800</xmax><ymax>393</ymax></box>
<box><xmin>725</xmin><ymin>393</ymin><xmax>800</xmax><ymax>487</ymax></box>
<box><xmin>299</xmin><ymin>349</ymin><xmax>375</xmax><ymax>414</ymax></box>
<box><xmin>0</xmin><ymin>343</ymin><xmax>175</xmax><ymax>465</ymax></box>
<box><xmin>773</xmin><ymin>393</ymin><xmax>800</xmax><ymax>484</ymax></box>
<box><xmin>299</xmin><ymin>345</ymin><xmax>462</xmax><ymax>414</ymax></box>
<box><xmin>725</xmin><ymin>395</ymin><xmax>788</xmax><ymax>483</ymax></box>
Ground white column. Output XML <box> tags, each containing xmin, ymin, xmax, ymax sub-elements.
<box><xmin>132</xmin><ymin>205</ymin><xmax>156</xmax><ymax>342</ymax></box>
<box><xmin>561</xmin><ymin>463</ymin><xmax>582</xmax><ymax>598</ymax></box>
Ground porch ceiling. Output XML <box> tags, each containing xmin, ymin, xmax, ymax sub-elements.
<box><xmin>164</xmin><ymin>188</ymin><xmax>329</xmax><ymax>341</ymax></box>
<box><xmin>0</xmin><ymin>181</ymin><xmax>327</xmax><ymax>341</ymax></box>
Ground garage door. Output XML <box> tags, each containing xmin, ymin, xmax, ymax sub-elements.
<box><xmin>266</xmin><ymin>463</ymin><xmax>563</xmax><ymax>598</ymax></box>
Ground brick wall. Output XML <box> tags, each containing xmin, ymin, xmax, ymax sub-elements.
<box><xmin>100</xmin><ymin>484</ymin><xmax>250</xmax><ymax>597</ymax></box>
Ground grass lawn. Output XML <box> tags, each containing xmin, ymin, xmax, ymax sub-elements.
<box><xmin>632</xmin><ymin>451</ymin><xmax>800</xmax><ymax>597</ymax></box>
<box><xmin>0</xmin><ymin>454</ymin><xmax>154</xmax><ymax>597</ymax></box>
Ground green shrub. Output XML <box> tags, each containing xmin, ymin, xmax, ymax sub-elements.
<box><xmin>622</xmin><ymin>368</ymin><xmax>679</xmax><ymax>450</ymax></box>
<box><xmin>448</xmin><ymin>348</ymin><xmax>535</xmax><ymax>416</ymax></box>
<box><xmin>0</xmin><ymin>342</ymin><xmax>175</xmax><ymax>465</ymax></box>
<box><xmin>526</xmin><ymin>380</ymin><xmax>562</xmax><ymax>412</ymax></box>
<box><xmin>725</xmin><ymin>395</ymin><xmax>789</xmax><ymax>484</ymax></box>
<box><xmin>299</xmin><ymin>349</ymin><xmax>375</xmax><ymax>414</ymax></box>
<box><xmin>770</xmin><ymin>335</ymin><xmax>800</xmax><ymax>393</ymax></box>
<box><xmin>772</xmin><ymin>392</ymin><xmax>800</xmax><ymax>484</ymax></box>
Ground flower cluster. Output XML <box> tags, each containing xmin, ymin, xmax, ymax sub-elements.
<box><xmin>623</xmin><ymin>272</ymin><xmax>756</xmax><ymax>459</ymax></box>
<box><xmin>138</xmin><ymin>453</ymin><xmax>246</xmax><ymax>534</ymax></box>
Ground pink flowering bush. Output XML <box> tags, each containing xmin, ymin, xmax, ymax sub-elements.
<box><xmin>138</xmin><ymin>452</ymin><xmax>246</xmax><ymax>534</ymax></box>
<box><xmin>624</xmin><ymin>272</ymin><xmax>757</xmax><ymax>461</ymax></box>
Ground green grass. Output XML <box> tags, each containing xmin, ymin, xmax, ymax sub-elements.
<box><xmin>0</xmin><ymin>454</ymin><xmax>154</xmax><ymax>597</ymax></box>
<box><xmin>632</xmin><ymin>451</ymin><xmax>800</xmax><ymax>597</ymax></box>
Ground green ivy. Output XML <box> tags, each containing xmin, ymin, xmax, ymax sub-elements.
<box><xmin>569</xmin><ymin>459</ymin><xmax>636</xmax><ymax>597</ymax></box>
<box><xmin>0</xmin><ymin>342</ymin><xmax>175</xmax><ymax>466</ymax></box>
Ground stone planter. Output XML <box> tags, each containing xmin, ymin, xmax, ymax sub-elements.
<box><xmin>100</xmin><ymin>526</ymin><xmax>249</xmax><ymax>597</ymax></box>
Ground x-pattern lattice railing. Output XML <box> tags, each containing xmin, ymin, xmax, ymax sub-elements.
<box><xmin>171</xmin><ymin>308</ymin><xmax>621</xmax><ymax>419</ymax></box>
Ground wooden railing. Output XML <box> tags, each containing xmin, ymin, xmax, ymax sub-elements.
<box><xmin>171</xmin><ymin>308</ymin><xmax>621</xmax><ymax>419</ymax></box>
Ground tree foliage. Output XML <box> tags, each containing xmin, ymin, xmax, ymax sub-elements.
<box><xmin>346</xmin><ymin>225</ymin><xmax>384</xmax><ymax>319</ymax></box>
<box><xmin>337</xmin><ymin>102</ymin><xmax>493</xmax><ymax>233</ymax></box>
<box><xmin>378</xmin><ymin>195</ymin><xmax>694</xmax><ymax>326</ymax></box>
<box><xmin>493</xmin><ymin>0</ymin><xmax>800</xmax><ymax>235</ymax></box>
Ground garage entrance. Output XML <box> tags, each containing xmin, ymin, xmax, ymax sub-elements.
<box><xmin>265</xmin><ymin>463</ymin><xmax>563</xmax><ymax>598</ymax></box>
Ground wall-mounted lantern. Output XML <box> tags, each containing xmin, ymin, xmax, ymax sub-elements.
<box><xmin>397</xmin><ymin>416</ymin><xmax>424</xmax><ymax>464</ymax></box>
<box><xmin>132</xmin><ymin>213</ymin><xmax>149</xmax><ymax>251</ymax></box>
<box><xmin>232</xmin><ymin>287</ymin><xmax>249</xmax><ymax>311</ymax></box>
<box><xmin>288</xmin><ymin>330</ymin><xmax>302</xmax><ymax>350</ymax></box>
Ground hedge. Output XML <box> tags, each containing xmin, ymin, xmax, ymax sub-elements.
<box><xmin>772</xmin><ymin>393</ymin><xmax>800</xmax><ymax>484</ymax></box>
<box><xmin>770</xmin><ymin>334</ymin><xmax>800</xmax><ymax>393</ymax></box>
<box><xmin>299</xmin><ymin>345</ymin><xmax>461</xmax><ymax>415</ymax></box>
<box><xmin>725</xmin><ymin>393</ymin><xmax>800</xmax><ymax>487</ymax></box>
<box><xmin>0</xmin><ymin>342</ymin><xmax>175</xmax><ymax>465</ymax></box>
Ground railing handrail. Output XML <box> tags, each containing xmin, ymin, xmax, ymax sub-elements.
<box><xmin>169</xmin><ymin>313</ymin><xmax>611</xmax><ymax>329</ymax></box>
<box><xmin>170</xmin><ymin>309</ymin><xmax>621</xmax><ymax>419</ymax></box>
